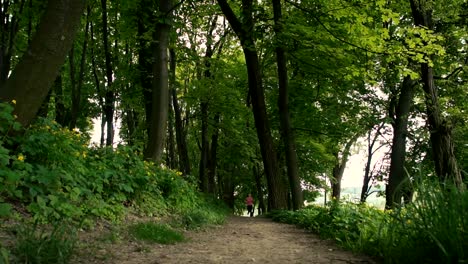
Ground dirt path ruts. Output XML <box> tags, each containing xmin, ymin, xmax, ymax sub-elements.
<box><xmin>75</xmin><ymin>216</ymin><xmax>377</xmax><ymax>264</ymax></box>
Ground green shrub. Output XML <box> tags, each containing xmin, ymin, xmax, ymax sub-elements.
<box><xmin>268</xmin><ymin>180</ymin><xmax>468</xmax><ymax>264</ymax></box>
<box><xmin>12</xmin><ymin>223</ymin><xmax>76</xmax><ymax>264</ymax></box>
<box><xmin>129</xmin><ymin>222</ymin><xmax>184</xmax><ymax>244</ymax></box>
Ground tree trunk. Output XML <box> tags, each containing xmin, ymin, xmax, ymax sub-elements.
<box><xmin>331</xmin><ymin>134</ymin><xmax>358</xmax><ymax>200</ymax></box>
<box><xmin>69</xmin><ymin>6</ymin><xmax>90</xmax><ymax>129</ymax></box>
<box><xmin>217</xmin><ymin>0</ymin><xmax>288</xmax><ymax>210</ymax></box>
<box><xmin>198</xmin><ymin>16</ymin><xmax>218</xmax><ymax>193</ymax></box>
<box><xmin>385</xmin><ymin>76</ymin><xmax>416</xmax><ymax>209</ymax></box>
<box><xmin>53</xmin><ymin>72</ymin><xmax>68</xmax><ymax>126</ymax></box>
<box><xmin>360</xmin><ymin>123</ymin><xmax>385</xmax><ymax>202</ymax></box>
<box><xmin>101</xmin><ymin>0</ymin><xmax>115</xmax><ymax>147</ymax></box>
<box><xmin>137</xmin><ymin>0</ymin><xmax>154</xmax><ymax>138</ymax></box>
<box><xmin>207</xmin><ymin>113</ymin><xmax>220</xmax><ymax>194</ymax></box>
<box><xmin>254</xmin><ymin>163</ymin><xmax>266</xmax><ymax>214</ymax></box>
<box><xmin>272</xmin><ymin>0</ymin><xmax>302</xmax><ymax>210</ymax></box>
<box><xmin>167</xmin><ymin>99</ymin><xmax>177</xmax><ymax>169</ymax></box>
<box><xmin>145</xmin><ymin>0</ymin><xmax>173</xmax><ymax>162</ymax></box>
<box><xmin>409</xmin><ymin>0</ymin><xmax>462</xmax><ymax>186</ymax></box>
<box><xmin>0</xmin><ymin>0</ymin><xmax>85</xmax><ymax>127</ymax></box>
<box><xmin>169</xmin><ymin>48</ymin><xmax>191</xmax><ymax>176</ymax></box>
<box><xmin>198</xmin><ymin>101</ymin><xmax>209</xmax><ymax>192</ymax></box>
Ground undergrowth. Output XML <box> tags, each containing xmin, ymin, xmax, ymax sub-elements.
<box><xmin>268</xmin><ymin>181</ymin><xmax>467</xmax><ymax>263</ymax></box>
<box><xmin>0</xmin><ymin>102</ymin><xmax>229</xmax><ymax>263</ymax></box>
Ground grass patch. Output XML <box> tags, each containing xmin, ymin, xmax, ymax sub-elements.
<box><xmin>129</xmin><ymin>222</ymin><xmax>184</xmax><ymax>244</ymax></box>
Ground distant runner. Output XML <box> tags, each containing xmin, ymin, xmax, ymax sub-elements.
<box><xmin>245</xmin><ymin>193</ymin><xmax>254</xmax><ymax>217</ymax></box>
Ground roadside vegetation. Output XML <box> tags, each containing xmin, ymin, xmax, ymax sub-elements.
<box><xmin>0</xmin><ymin>103</ymin><xmax>229</xmax><ymax>263</ymax></box>
<box><xmin>269</xmin><ymin>181</ymin><xmax>468</xmax><ymax>264</ymax></box>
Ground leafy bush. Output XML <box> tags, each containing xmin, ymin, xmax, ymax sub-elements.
<box><xmin>0</xmin><ymin>114</ymin><xmax>204</xmax><ymax>223</ymax></box>
<box><xmin>11</xmin><ymin>223</ymin><xmax>76</xmax><ymax>264</ymax></box>
<box><xmin>129</xmin><ymin>222</ymin><xmax>184</xmax><ymax>244</ymax></box>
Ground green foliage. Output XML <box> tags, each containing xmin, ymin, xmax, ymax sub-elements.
<box><xmin>129</xmin><ymin>222</ymin><xmax>184</xmax><ymax>244</ymax></box>
<box><xmin>11</xmin><ymin>223</ymin><xmax>77</xmax><ymax>264</ymax></box>
<box><xmin>0</xmin><ymin>114</ymin><xmax>203</xmax><ymax>223</ymax></box>
<box><xmin>0</xmin><ymin>246</ymin><xmax>11</xmax><ymax>264</ymax></box>
<box><xmin>269</xmin><ymin>181</ymin><xmax>468</xmax><ymax>263</ymax></box>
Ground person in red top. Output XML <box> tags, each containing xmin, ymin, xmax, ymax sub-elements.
<box><xmin>245</xmin><ymin>193</ymin><xmax>254</xmax><ymax>217</ymax></box>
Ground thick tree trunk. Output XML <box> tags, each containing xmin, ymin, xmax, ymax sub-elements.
<box><xmin>272</xmin><ymin>0</ymin><xmax>303</xmax><ymax>210</ymax></box>
<box><xmin>409</xmin><ymin>0</ymin><xmax>462</xmax><ymax>186</ymax></box>
<box><xmin>169</xmin><ymin>48</ymin><xmax>191</xmax><ymax>176</ymax></box>
<box><xmin>385</xmin><ymin>76</ymin><xmax>416</xmax><ymax>209</ymax></box>
<box><xmin>145</xmin><ymin>0</ymin><xmax>173</xmax><ymax>162</ymax></box>
<box><xmin>217</xmin><ymin>0</ymin><xmax>288</xmax><ymax>210</ymax></box>
<box><xmin>0</xmin><ymin>0</ymin><xmax>85</xmax><ymax>127</ymax></box>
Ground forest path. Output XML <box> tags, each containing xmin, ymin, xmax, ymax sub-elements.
<box><xmin>75</xmin><ymin>216</ymin><xmax>377</xmax><ymax>264</ymax></box>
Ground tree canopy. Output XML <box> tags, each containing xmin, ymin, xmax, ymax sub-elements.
<box><xmin>0</xmin><ymin>0</ymin><xmax>466</xmax><ymax>211</ymax></box>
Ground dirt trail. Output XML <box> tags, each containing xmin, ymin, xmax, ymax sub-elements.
<box><xmin>75</xmin><ymin>216</ymin><xmax>377</xmax><ymax>264</ymax></box>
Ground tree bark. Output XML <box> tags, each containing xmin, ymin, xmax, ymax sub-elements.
<box><xmin>254</xmin><ymin>163</ymin><xmax>266</xmax><ymax>214</ymax></box>
<box><xmin>207</xmin><ymin>113</ymin><xmax>220</xmax><ymax>194</ymax></box>
<box><xmin>145</xmin><ymin>0</ymin><xmax>173</xmax><ymax>162</ymax></box>
<box><xmin>217</xmin><ymin>0</ymin><xmax>288</xmax><ymax>209</ymax></box>
<box><xmin>101</xmin><ymin>0</ymin><xmax>115</xmax><ymax>147</ymax></box>
<box><xmin>169</xmin><ymin>48</ymin><xmax>191</xmax><ymax>176</ymax></box>
<box><xmin>385</xmin><ymin>76</ymin><xmax>416</xmax><ymax>209</ymax></box>
<box><xmin>198</xmin><ymin>101</ymin><xmax>209</xmax><ymax>192</ymax></box>
<box><xmin>0</xmin><ymin>0</ymin><xmax>85</xmax><ymax>127</ymax></box>
<box><xmin>69</xmin><ymin>6</ymin><xmax>90</xmax><ymax>129</ymax></box>
<box><xmin>272</xmin><ymin>0</ymin><xmax>303</xmax><ymax>210</ymax></box>
<box><xmin>409</xmin><ymin>0</ymin><xmax>462</xmax><ymax>186</ymax></box>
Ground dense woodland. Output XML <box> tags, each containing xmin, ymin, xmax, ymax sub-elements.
<box><xmin>0</xmin><ymin>0</ymin><xmax>467</xmax><ymax>262</ymax></box>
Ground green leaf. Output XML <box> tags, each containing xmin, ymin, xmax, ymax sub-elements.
<box><xmin>0</xmin><ymin>203</ymin><xmax>12</xmax><ymax>217</ymax></box>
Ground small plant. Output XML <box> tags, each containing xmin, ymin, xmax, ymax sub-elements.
<box><xmin>0</xmin><ymin>246</ymin><xmax>11</xmax><ymax>264</ymax></box>
<box><xmin>129</xmin><ymin>222</ymin><xmax>184</xmax><ymax>244</ymax></box>
<box><xmin>12</xmin><ymin>223</ymin><xmax>77</xmax><ymax>264</ymax></box>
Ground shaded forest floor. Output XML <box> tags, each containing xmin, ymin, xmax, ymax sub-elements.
<box><xmin>72</xmin><ymin>216</ymin><xmax>378</xmax><ymax>264</ymax></box>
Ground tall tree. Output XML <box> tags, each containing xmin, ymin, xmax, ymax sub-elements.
<box><xmin>386</xmin><ymin>76</ymin><xmax>416</xmax><ymax>208</ymax></box>
<box><xmin>69</xmin><ymin>6</ymin><xmax>91</xmax><ymax>129</ymax></box>
<box><xmin>272</xmin><ymin>0</ymin><xmax>303</xmax><ymax>210</ymax></box>
<box><xmin>145</xmin><ymin>0</ymin><xmax>174</xmax><ymax>162</ymax></box>
<box><xmin>217</xmin><ymin>0</ymin><xmax>288</xmax><ymax>210</ymax></box>
<box><xmin>409</xmin><ymin>0</ymin><xmax>463</xmax><ymax>186</ymax></box>
<box><xmin>170</xmin><ymin>48</ymin><xmax>191</xmax><ymax>175</ymax></box>
<box><xmin>0</xmin><ymin>0</ymin><xmax>85</xmax><ymax>127</ymax></box>
<box><xmin>101</xmin><ymin>0</ymin><xmax>116</xmax><ymax>146</ymax></box>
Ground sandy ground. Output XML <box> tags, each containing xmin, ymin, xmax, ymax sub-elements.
<box><xmin>73</xmin><ymin>216</ymin><xmax>378</xmax><ymax>264</ymax></box>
